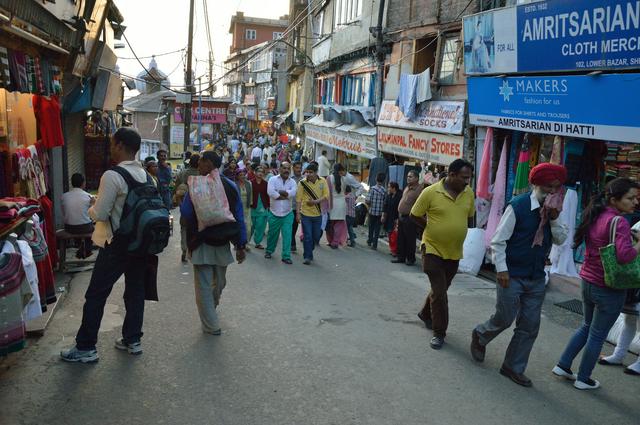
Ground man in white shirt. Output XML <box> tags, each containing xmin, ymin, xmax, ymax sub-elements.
<box><xmin>344</xmin><ymin>171</ymin><xmax>364</xmax><ymax>196</ymax></box>
<box><xmin>61</xmin><ymin>173</ymin><xmax>95</xmax><ymax>258</ymax></box>
<box><xmin>230</xmin><ymin>133</ymin><xmax>241</xmax><ymax>154</ymax></box>
<box><xmin>61</xmin><ymin>127</ymin><xmax>151</xmax><ymax>364</ymax></box>
<box><xmin>317</xmin><ymin>150</ymin><xmax>331</xmax><ymax>178</ymax></box>
<box><xmin>265</xmin><ymin>162</ymin><xmax>297</xmax><ymax>264</ymax></box>
<box><xmin>251</xmin><ymin>144</ymin><xmax>263</xmax><ymax>164</ymax></box>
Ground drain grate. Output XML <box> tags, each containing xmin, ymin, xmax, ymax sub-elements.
<box><xmin>554</xmin><ymin>299</ymin><xmax>583</xmax><ymax>316</ymax></box>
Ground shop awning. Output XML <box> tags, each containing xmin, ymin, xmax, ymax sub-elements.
<box><xmin>304</xmin><ymin>115</ymin><xmax>376</xmax><ymax>159</ymax></box>
<box><xmin>274</xmin><ymin>111</ymin><xmax>293</xmax><ymax>128</ymax></box>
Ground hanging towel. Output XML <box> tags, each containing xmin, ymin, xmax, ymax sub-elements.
<box><xmin>476</xmin><ymin>127</ymin><xmax>493</xmax><ymax>200</ymax></box>
<box><xmin>396</xmin><ymin>73</ymin><xmax>419</xmax><ymax>120</ymax></box>
<box><xmin>485</xmin><ymin>139</ymin><xmax>508</xmax><ymax>248</ymax></box>
<box><xmin>416</xmin><ymin>68</ymin><xmax>432</xmax><ymax>103</ymax></box>
<box><xmin>505</xmin><ymin>131</ymin><xmax>522</xmax><ymax>203</ymax></box>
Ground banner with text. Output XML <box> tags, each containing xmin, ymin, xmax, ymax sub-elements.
<box><xmin>468</xmin><ymin>74</ymin><xmax>640</xmax><ymax>143</ymax></box>
<box><xmin>174</xmin><ymin>102</ymin><xmax>227</xmax><ymax>124</ymax></box>
<box><xmin>377</xmin><ymin>100</ymin><xmax>465</xmax><ymax>135</ymax></box>
<box><xmin>463</xmin><ymin>0</ymin><xmax>640</xmax><ymax>74</ymax></box>
<box><xmin>377</xmin><ymin>126</ymin><xmax>464</xmax><ymax>165</ymax></box>
<box><xmin>304</xmin><ymin>124</ymin><xmax>376</xmax><ymax>159</ymax></box>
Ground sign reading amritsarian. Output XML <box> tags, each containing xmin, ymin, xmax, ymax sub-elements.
<box><xmin>467</xmin><ymin>74</ymin><xmax>640</xmax><ymax>143</ymax></box>
<box><xmin>463</xmin><ymin>0</ymin><xmax>640</xmax><ymax>74</ymax></box>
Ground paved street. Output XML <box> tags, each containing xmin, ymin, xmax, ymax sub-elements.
<box><xmin>1</xmin><ymin>219</ymin><xmax>639</xmax><ymax>425</ymax></box>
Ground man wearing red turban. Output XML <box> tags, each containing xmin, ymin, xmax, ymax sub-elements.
<box><xmin>470</xmin><ymin>162</ymin><xmax>568</xmax><ymax>387</ymax></box>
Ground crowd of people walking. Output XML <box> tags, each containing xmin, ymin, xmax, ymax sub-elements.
<box><xmin>58</xmin><ymin>127</ymin><xmax>640</xmax><ymax>395</ymax></box>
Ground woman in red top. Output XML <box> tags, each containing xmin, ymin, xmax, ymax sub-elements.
<box><xmin>554</xmin><ymin>178</ymin><xmax>640</xmax><ymax>390</ymax></box>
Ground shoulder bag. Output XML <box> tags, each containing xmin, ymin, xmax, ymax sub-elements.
<box><xmin>600</xmin><ymin>216</ymin><xmax>640</xmax><ymax>289</ymax></box>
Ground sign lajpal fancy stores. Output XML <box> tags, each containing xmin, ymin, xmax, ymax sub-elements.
<box><xmin>377</xmin><ymin>126</ymin><xmax>463</xmax><ymax>165</ymax></box>
<box><xmin>463</xmin><ymin>0</ymin><xmax>640</xmax><ymax>74</ymax></box>
<box><xmin>468</xmin><ymin>74</ymin><xmax>640</xmax><ymax>143</ymax></box>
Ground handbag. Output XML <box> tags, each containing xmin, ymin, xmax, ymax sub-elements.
<box><xmin>600</xmin><ymin>216</ymin><xmax>640</xmax><ymax>289</ymax></box>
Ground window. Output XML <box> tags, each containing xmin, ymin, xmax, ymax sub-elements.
<box><xmin>313</xmin><ymin>11</ymin><xmax>324</xmax><ymax>38</ymax></box>
<box><xmin>334</xmin><ymin>0</ymin><xmax>362</xmax><ymax>27</ymax></box>
<box><xmin>340</xmin><ymin>73</ymin><xmax>374</xmax><ymax>106</ymax></box>
<box><xmin>273</xmin><ymin>32</ymin><xmax>283</xmax><ymax>40</ymax></box>
<box><xmin>245</xmin><ymin>29</ymin><xmax>257</xmax><ymax>40</ymax></box>
<box><xmin>438</xmin><ymin>37</ymin><xmax>459</xmax><ymax>85</ymax></box>
<box><xmin>319</xmin><ymin>78</ymin><xmax>336</xmax><ymax>105</ymax></box>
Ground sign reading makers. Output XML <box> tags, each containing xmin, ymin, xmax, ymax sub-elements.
<box><xmin>467</xmin><ymin>74</ymin><xmax>640</xmax><ymax>143</ymax></box>
<box><xmin>463</xmin><ymin>0</ymin><xmax>640</xmax><ymax>75</ymax></box>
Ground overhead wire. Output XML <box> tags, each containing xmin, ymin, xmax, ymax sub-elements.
<box><xmin>117</xmin><ymin>48</ymin><xmax>186</xmax><ymax>60</ymax></box>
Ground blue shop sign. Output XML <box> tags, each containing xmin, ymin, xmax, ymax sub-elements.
<box><xmin>463</xmin><ymin>0</ymin><xmax>640</xmax><ymax>74</ymax></box>
<box><xmin>467</xmin><ymin>74</ymin><xmax>640</xmax><ymax>143</ymax></box>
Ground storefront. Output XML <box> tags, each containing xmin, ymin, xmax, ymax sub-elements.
<box><xmin>304</xmin><ymin>114</ymin><xmax>376</xmax><ymax>179</ymax></box>
<box><xmin>464</xmin><ymin>0</ymin><xmax>640</xmax><ymax>283</ymax></box>
<box><xmin>376</xmin><ymin>100</ymin><xmax>466</xmax><ymax>186</ymax></box>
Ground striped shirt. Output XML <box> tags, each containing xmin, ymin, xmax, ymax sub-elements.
<box><xmin>366</xmin><ymin>185</ymin><xmax>386</xmax><ymax>216</ymax></box>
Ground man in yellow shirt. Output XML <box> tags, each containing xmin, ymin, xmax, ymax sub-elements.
<box><xmin>296</xmin><ymin>163</ymin><xmax>329</xmax><ymax>265</ymax></box>
<box><xmin>410</xmin><ymin>159</ymin><xmax>475</xmax><ymax>350</ymax></box>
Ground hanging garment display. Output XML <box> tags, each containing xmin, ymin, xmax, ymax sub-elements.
<box><xmin>476</xmin><ymin>127</ymin><xmax>493</xmax><ymax>201</ymax></box>
<box><xmin>32</xmin><ymin>95</ymin><xmax>65</xmax><ymax>148</ymax></box>
<box><xmin>512</xmin><ymin>135</ymin><xmax>531</xmax><ymax>197</ymax></box>
<box><xmin>485</xmin><ymin>139</ymin><xmax>508</xmax><ymax>248</ymax></box>
<box><xmin>0</xmin><ymin>252</ymin><xmax>31</xmax><ymax>356</ymax></box>
<box><xmin>550</xmin><ymin>136</ymin><xmax>564</xmax><ymax>165</ymax></box>
<box><xmin>396</xmin><ymin>73</ymin><xmax>419</xmax><ymax>120</ymax></box>
<box><xmin>2</xmin><ymin>240</ymin><xmax>41</xmax><ymax>321</ymax></box>
<box><xmin>0</xmin><ymin>46</ymin><xmax>10</xmax><ymax>89</ymax></box>
<box><xmin>550</xmin><ymin>188</ymin><xmax>579</xmax><ymax>278</ymax></box>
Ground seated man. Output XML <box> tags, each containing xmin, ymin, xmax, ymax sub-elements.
<box><xmin>61</xmin><ymin>173</ymin><xmax>95</xmax><ymax>258</ymax></box>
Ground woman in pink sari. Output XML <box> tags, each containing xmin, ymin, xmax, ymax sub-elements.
<box><xmin>325</xmin><ymin>163</ymin><xmax>348</xmax><ymax>248</ymax></box>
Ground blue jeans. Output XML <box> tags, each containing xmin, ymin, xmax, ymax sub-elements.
<box><xmin>558</xmin><ymin>280</ymin><xmax>626</xmax><ymax>382</ymax></box>
<box><xmin>346</xmin><ymin>216</ymin><xmax>356</xmax><ymax>243</ymax></box>
<box><xmin>475</xmin><ymin>277</ymin><xmax>546</xmax><ymax>374</ymax></box>
<box><xmin>368</xmin><ymin>215</ymin><xmax>382</xmax><ymax>248</ymax></box>
<box><xmin>301</xmin><ymin>214</ymin><xmax>323</xmax><ymax>260</ymax></box>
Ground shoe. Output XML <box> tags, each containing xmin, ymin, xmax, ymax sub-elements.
<box><xmin>623</xmin><ymin>367</ymin><xmax>640</xmax><ymax>376</ymax></box>
<box><xmin>348</xmin><ymin>241</ymin><xmax>356</xmax><ymax>247</ymax></box>
<box><xmin>417</xmin><ymin>312</ymin><xmax>432</xmax><ymax>329</ymax></box>
<box><xmin>598</xmin><ymin>356</ymin><xmax>623</xmax><ymax>366</ymax></box>
<box><xmin>370</xmin><ymin>246</ymin><xmax>377</xmax><ymax>251</ymax></box>
<box><xmin>391</xmin><ymin>259</ymin><xmax>405</xmax><ymax>263</ymax></box>
<box><xmin>405</xmin><ymin>260</ymin><xmax>416</xmax><ymax>266</ymax></box>
<box><xmin>574</xmin><ymin>378</ymin><xmax>600</xmax><ymax>390</ymax></box>
<box><xmin>552</xmin><ymin>365</ymin><xmax>577</xmax><ymax>381</ymax></box>
<box><xmin>115</xmin><ymin>338</ymin><xmax>143</xmax><ymax>355</ymax></box>
<box><xmin>500</xmin><ymin>366</ymin><xmax>532</xmax><ymax>387</ymax></box>
<box><xmin>281</xmin><ymin>258</ymin><xmax>293</xmax><ymax>264</ymax></box>
<box><xmin>430</xmin><ymin>336</ymin><xmax>445</xmax><ymax>350</ymax></box>
<box><xmin>203</xmin><ymin>328</ymin><xmax>222</xmax><ymax>336</ymax></box>
<box><xmin>330</xmin><ymin>245</ymin><xmax>338</xmax><ymax>249</ymax></box>
<box><xmin>60</xmin><ymin>346</ymin><xmax>99</xmax><ymax>363</ymax></box>
<box><xmin>264</xmin><ymin>253</ymin><xmax>272</xmax><ymax>259</ymax></box>
<box><xmin>470</xmin><ymin>330</ymin><xmax>486</xmax><ymax>362</ymax></box>
<box><xmin>303</xmin><ymin>259</ymin><xmax>311</xmax><ymax>265</ymax></box>
<box><xmin>367</xmin><ymin>241</ymin><xmax>371</xmax><ymax>246</ymax></box>
<box><xmin>255</xmin><ymin>244</ymin><xmax>264</xmax><ymax>249</ymax></box>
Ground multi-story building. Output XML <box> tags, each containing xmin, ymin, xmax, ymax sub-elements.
<box><xmin>225</xmin><ymin>13</ymin><xmax>289</xmax><ymax>133</ymax></box>
<box><xmin>304</xmin><ymin>0</ymin><xmax>384</xmax><ymax>179</ymax></box>
<box><xmin>228</xmin><ymin>12</ymin><xmax>288</xmax><ymax>53</ymax></box>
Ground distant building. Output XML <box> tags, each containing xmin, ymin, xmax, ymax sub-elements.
<box><xmin>228</xmin><ymin>12</ymin><xmax>288</xmax><ymax>53</ymax></box>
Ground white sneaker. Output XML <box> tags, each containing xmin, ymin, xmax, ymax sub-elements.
<box><xmin>115</xmin><ymin>338</ymin><xmax>143</xmax><ymax>355</ymax></box>
<box><xmin>552</xmin><ymin>365</ymin><xmax>577</xmax><ymax>381</ymax></box>
<box><xmin>60</xmin><ymin>346</ymin><xmax>99</xmax><ymax>363</ymax></box>
<box><xmin>574</xmin><ymin>378</ymin><xmax>601</xmax><ymax>390</ymax></box>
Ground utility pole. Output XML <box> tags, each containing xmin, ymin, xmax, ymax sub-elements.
<box><xmin>208</xmin><ymin>52</ymin><xmax>214</xmax><ymax>96</ymax></box>
<box><xmin>183</xmin><ymin>0</ymin><xmax>195</xmax><ymax>153</ymax></box>
<box><xmin>374</xmin><ymin>0</ymin><xmax>386</xmax><ymax>156</ymax></box>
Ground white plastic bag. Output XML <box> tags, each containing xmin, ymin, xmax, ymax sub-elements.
<box><xmin>458</xmin><ymin>228</ymin><xmax>486</xmax><ymax>276</ymax></box>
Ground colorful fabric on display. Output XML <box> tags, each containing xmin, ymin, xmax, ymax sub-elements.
<box><xmin>550</xmin><ymin>136</ymin><xmax>564</xmax><ymax>165</ymax></box>
<box><xmin>505</xmin><ymin>132</ymin><xmax>522</xmax><ymax>204</ymax></box>
<box><xmin>512</xmin><ymin>136</ymin><xmax>531</xmax><ymax>196</ymax></box>
<box><xmin>476</xmin><ymin>127</ymin><xmax>493</xmax><ymax>200</ymax></box>
<box><xmin>528</xmin><ymin>138</ymin><xmax>541</xmax><ymax>168</ymax></box>
<box><xmin>33</xmin><ymin>57</ymin><xmax>46</xmax><ymax>94</ymax></box>
<box><xmin>8</xmin><ymin>51</ymin><xmax>28</xmax><ymax>92</ymax></box>
<box><xmin>0</xmin><ymin>252</ymin><xmax>31</xmax><ymax>356</ymax></box>
<box><xmin>32</xmin><ymin>96</ymin><xmax>64</xmax><ymax>148</ymax></box>
<box><xmin>485</xmin><ymin>139</ymin><xmax>508</xmax><ymax>247</ymax></box>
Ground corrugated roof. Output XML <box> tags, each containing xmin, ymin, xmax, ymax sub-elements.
<box><xmin>123</xmin><ymin>89</ymin><xmax>172</xmax><ymax>113</ymax></box>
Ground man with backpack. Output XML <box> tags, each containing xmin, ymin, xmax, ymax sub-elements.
<box><xmin>61</xmin><ymin>128</ymin><xmax>170</xmax><ymax>363</ymax></box>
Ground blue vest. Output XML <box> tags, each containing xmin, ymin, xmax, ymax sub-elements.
<box><xmin>505</xmin><ymin>193</ymin><xmax>552</xmax><ymax>280</ymax></box>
